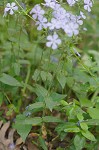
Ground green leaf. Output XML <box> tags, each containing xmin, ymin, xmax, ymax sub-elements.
<box><xmin>0</xmin><ymin>0</ymin><xmax>3</xmax><ymax>5</ymax></box>
<box><xmin>55</xmin><ymin>122</ymin><xmax>77</xmax><ymax>134</ymax></box>
<box><xmin>57</xmin><ymin>74</ymin><xmax>66</xmax><ymax>89</ymax></box>
<box><xmin>25</xmin><ymin>117</ymin><xmax>42</xmax><ymax>125</ymax></box>
<box><xmin>34</xmin><ymin>84</ymin><xmax>48</xmax><ymax>97</ymax></box>
<box><xmin>13</xmin><ymin>63</ymin><xmax>20</xmax><ymax>76</ymax></box>
<box><xmin>60</xmin><ymin>100</ymin><xmax>69</xmax><ymax>106</ymax></box>
<box><xmin>85</xmin><ymin>119</ymin><xmax>99</xmax><ymax>125</ymax></box>
<box><xmin>0</xmin><ymin>73</ymin><xmax>22</xmax><ymax>87</ymax></box>
<box><xmin>14</xmin><ymin>115</ymin><xmax>32</xmax><ymax>141</ymax></box>
<box><xmin>66</xmin><ymin>77</ymin><xmax>74</xmax><ymax>88</ymax></box>
<box><xmin>74</xmin><ymin>68</ymin><xmax>89</xmax><ymax>83</ymax></box>
<box><xmin>80</xmin><ymin>122</ymin><xmax>88</xmax><ymax>131</ymax></box>
<box><xmin>43</xmin><ymin>116</ymin><xmax>62</xmax><ymax>123</ymax></box>
<box><xmin>81</xmin><ymin>130</ymin><xmax>96</xmax><ymax>141</ymax></box>
<box><xmin>46</xmin><ymin>72</ymin><xmax>53</xmax><ymax>81</ymax></box>
<box><xmin>7</xmin><ymin>104</ymin><xmax>18</xmax><ymax>115</ymax></box>
<box><xmin>74</xmin><ymin>135</ymin><xmax>85</xmax><ymax>150</ymax></box>
<box><xmin>38</xmin><ymin>136</ymin><xmax>48</xmax><ymax>150</ymax></box>
<box><xmin>77</xmin><ymin>113</ymin><xmax>84</xmax><ymax>121</ymax></box>
<box><xmin>32</xmin><ymin>69</ymin><xmax>40</xmax><ymax>81</ymax></box>
<box><xmin>64</xmin><ymin>126</ymin><xmax>80</xmax><ymax>133</ymax></box>
<box><xmin>80</xmin><ymin>98</ymin><xmax>93</xmax><ymax>107</ymax></box>
<box><xmin>14</xmin><ymin>115</ymin><xmax>42</xmax><ymax>141</ymax></box>
<box><xmin>40</xmin><ymin>71</ymin><xmax>47</xmax><ymax>81</ymax></box>
<box><xmin>0</xmin><ymin>92</ymin><xmax>3</xmax><ymax>106</ymax></box>
<box><xmin>45</xmin><ymin>96</ymin><xmax>59</xmax><ymax>111</ymax></box>
<box><xmin>87</xmin><ymin>108</ymin><xmax>99</xmax><ymax>119</ymax></box>
<box><xmin>27</xmin><ymin>102</ymin><xmax>44</xmax><ymax>110</ymax></box>
<box><xmin>50</xmin><ymin>92</ymin><xmax>66</xmax><ymax>102</ymax></box>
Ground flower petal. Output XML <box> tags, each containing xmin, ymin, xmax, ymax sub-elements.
<box><xmin>52</xmin><ymin>43</ymin><xmax>57</xmax><ymax>50</ymax></box>
<box><xmin>13</xmin><ymin>6</ymin><xmax>18</xmax><ymax>11</ymax></box>
<box><xmin>11</xmin><ymin>2</ymin><xmax>16</xmax><ymax>7</ymax></box>
<box><xmin>46</xmin><ymin>41</ymin><xmax>52</xmax><ymax>47</ymax></box>
<box><xmin>6</xmin><ymin>3</ymin><xmax>11</xmax><ymax>7</ymax></box>
<box><xmin>4</xmin><ymin>8</ymin><xmax>10</xmax><ymax>12</ymax></box>
<box><xmin>56</xmin><ymin>39</ymin><xmax>61</xmax><ymax>45</ymax></box>
<box><xmin>9</xmin><ymin>9</ymin><xmax>14</xmax><ymax>15</ymax></box>
<box><xmin>47</xmin><ymin>35</ymin><xmax>52</xmax><ymax>41</ymax></box>
<box><xmin>53</xmin><ymin>33</ymin><xmax>58</xmax><ymax>40</ymax></box>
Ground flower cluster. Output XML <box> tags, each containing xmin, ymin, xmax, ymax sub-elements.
<box><xmin>30</xmin><ymin>0</ymin><xmax>93</xmax><ymax>49</ymax></box>
<box><xmin>46</xmin><ymin>33</ymin><xmax>61</xmax><ymax>50</ymax></box>
<box><xmin>4</xmin><ymin>0</ymin><xmax>93</xmax><ymax>50</ymax></box>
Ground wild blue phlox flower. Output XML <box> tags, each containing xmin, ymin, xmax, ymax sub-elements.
<box><xmin>43</xmin><ymin>0</ymin><xmax>57</xmax><ymax>9</ymax></box>
<box><xmin>36</xmin><ymin>16</ymin><xmax>48</xmax><ymax>30</ymax></box>
<box><xmin>46</xmin><ymin>33</ymin><xmax>61</xmax><ymax>50</ymax></box>
<box><xmin>30</xmin><ymin>4</ymin><xmax>45</xmax><ymax>19</ymax></box>
<box><xmin>66</xmin><ymin>0</ymin><xmax>78</xmax><ymax>6</ymax></box>
<box><xmin>84</xmin><ymin>0</ymin><xmax>93</xmax><ymax>12</ymax></box>
<box><xmin>4</xmin><ymin>2</ymin><xmax>18</xmax><ymax>16</ymax></box>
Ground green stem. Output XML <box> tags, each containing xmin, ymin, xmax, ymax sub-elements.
<box><xmin>15</xmin><ymin>0</ymin><xmax>36</xmax><ymax>22</ymax></box>
<box><xmin>22</xmin><ymin>65</ymin><xmax>31</xmax><ymax>95</ymax></box>
<box><xmin>70</xmin><ymin>48</ymin><xmax>97</xmax><ymax>83</ymax></box>
<box><xmin>91</xmin><ymin>88</ymin><xmax>99</xmax><ymax>103</ymax></box>
<box><xmin>3</xmin><ymin>92</ymin><xmax>11</xmax><ymax>104</ymax></box>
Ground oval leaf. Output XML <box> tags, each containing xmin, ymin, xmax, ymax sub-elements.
<box><xmin>0</xmin><ymin>73</ymin><xmax>22</xmax><ymax>87</ymax></box>
<box><xmin>43</xmin><ymin>116</ymin><xmax>62</xmax><ymax>123</ymax></box>
<box><xmin>81</xmin><ymin>130</ymin><xmax>96</xmax><ymax>141</ymax></box>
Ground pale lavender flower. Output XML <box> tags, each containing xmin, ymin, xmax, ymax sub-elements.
<box><xmin>47</xmin><ymin>18</ymin><xmax>61</xmax><ymax>30</ymax></box>
<box><xmin>76</xmin><ymin>16</ymin><xmax>83</xmax><ymax>25</ymax></box>
<box><xmin>46</xmin><ymin>33</ymin><xmax>61</xmax><ymax>50</ymax></box>
<box><xmin>36</xmin><ymin>16</ymin><xmax>48</xmax><ymax>30</ymax></box>
<box><xmin>64</xmin><ymin>22</ymin><xmax>79</xmax><ymax>37</ymax></box>
<box><xmin>29</xmin><ymin>0</ymin><xmax>93</xmax><ymax>48</ymax></box>
<box><xmin>53</xmin><ymin>3</ymin><xmax>61</xmax><ymax>11</ymax></box>
<box><xmin>84</xmin><ymin>0</ymin><xmax>93</xmax><ymax>12</ymax></box>
<box><xmin>4</xmin><ymin>2</ymin><xmax>18</xmax><ymax>16</ymax></box>
<box><xmin>53</xmin><ymin>7</ymin><xmax>66</xmax><ymax>20</ymax></box>
<box><xmin>43</xmin><ymin>0</ymin><xmax>56</xmax><ymax>9</ymax></box>
<box><xmin>80</xmin><ymin>11</ymin><xmax>86</xmax><ymax>19</ymax></box>
<box><xmin>66</xmin><ymin>0</ymin><xmax>78</xmax><ymax>6</ymax></box>
<box><xmin>30</xmin><ymin>4</ymin><xmax>45</xmax><ymax>19</ymax></box>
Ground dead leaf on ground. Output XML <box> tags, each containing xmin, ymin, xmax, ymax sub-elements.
<box><xmin>0</xmin><ymin>121</ymin><xmax>23</xmax><ymax>150</ymax></box>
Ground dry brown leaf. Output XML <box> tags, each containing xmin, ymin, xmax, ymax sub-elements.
<box><xmin>0</xmin><ymin>121</ymin><xmax>20</xmax><ymax>150</ymax></box>
<box><xmin>0</xmin><ymin>121</ymin><xmax>11</xmax><ymax>150</ymax></box>
<box><xmin>41</xmin><ymin>124</ymin><xmax>47</xmax><ymax>139</ymax></box>
<box><xmin>0</xmin><ymin>121</ymin><xmax>3</xmax><ymax>128</ymax></box>
<box><xmin>16</xmin><ymin>137</ymin><xmax>23</xmax><ymax>146</ymax></box>
<box><xmin>27</xmin><ymin>141</ymin><xmax>39</xmax><ymax>150</ymax></box>
<box><xmin>28</xmin><ymin>133</ymin><xmax>39</xmax><ymax>138</ymax></box>
<box><xmin>0</xmin><ymin>121</ymin><xmax>40</xmax><ymax>150</ymax></box>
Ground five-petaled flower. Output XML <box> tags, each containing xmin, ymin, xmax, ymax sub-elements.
<box><xmin>36</xmin><ymin>16</ymin><xmax>48</xmax><ymax>30</ymax></box>
<box><xmin>84</xmin><ymin>0</ymin><xmax>93</xmax><ymax>12</ymax></box>
<box><xmin>46</xmin><ymin>33</ymin><xmax>61</xmax><ymax>50</ymax></box>
<box><xmin>30</xmin><ymin>4</ymin><xmax>45</xmax><ymax>19</ymax></box>
<box><xmin>4</xmin><ymin>2</ymin><xmax>18</xmax><ymax>16</ymax></box>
